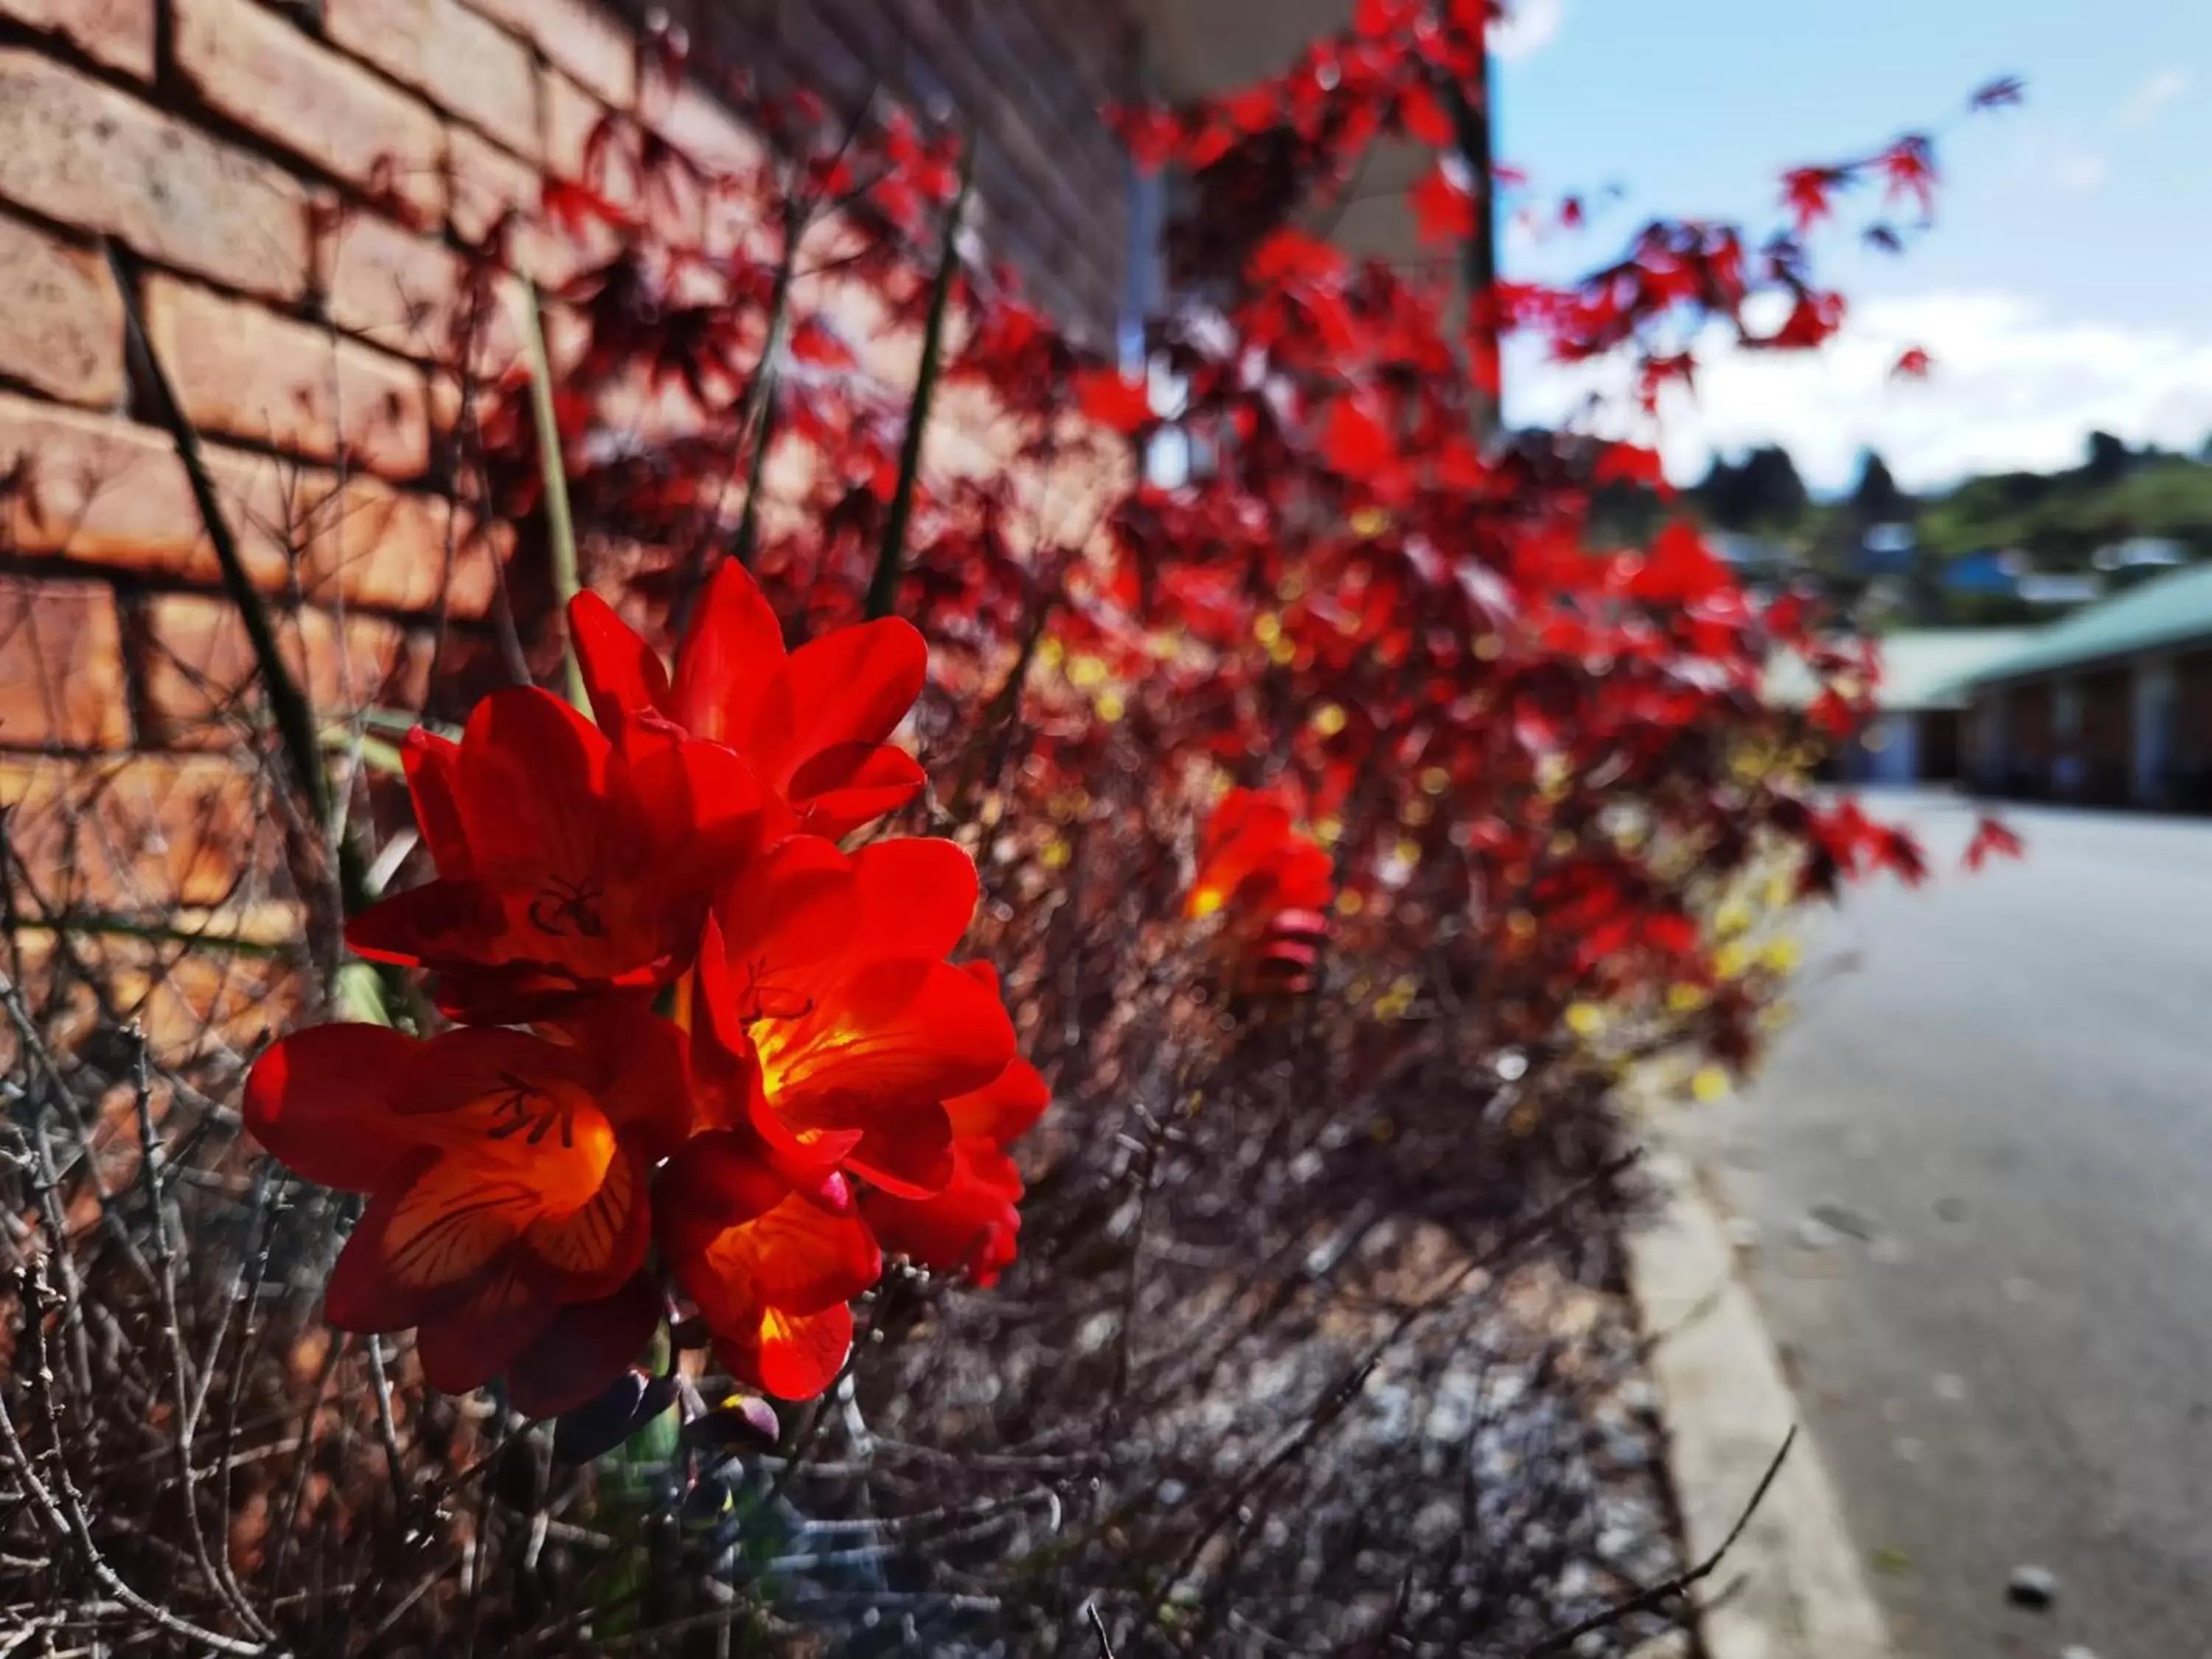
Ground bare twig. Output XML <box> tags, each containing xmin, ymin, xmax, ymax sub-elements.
<box><xmin>1085</xmin><ymin>1600</ymin><xmax>1119</xmax><ymax>1658</ymax></box>
<box><xmin>1518</xmin><ymin>1427</ymin><xmax>1798</xmax><ymax>1657</ymax></box>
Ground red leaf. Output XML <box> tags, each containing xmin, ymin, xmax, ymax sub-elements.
<box><xmin>1400</xmin><ymin>83</ymin><xmax>1454</xmax><ymax>147</ymax></box>
<box><xmin>1353</xmin><ymin>0</ymin><xmax>1409</xmax><ymax>35</ymax></box>
<box><xmin>1411</xmin><ymin>161</ymin><xmax>1476</xmax><ymax>244</ymax></box>
<box><xmin>1962</xmin><ymin>816</ymin><xmax>2025</xmax><ymax>872</ymax></box>
<box><xmin>1890</xmin><ymin>346</ymin><xmax>1933</xmax><ymax>380</ymax></box>
<box><xmin>1321</xmin><ymin>398</ymin><xmax>1394</xmax><ymax>479</ymax></box>
<box><xmin>1781</xmin><ymin>166</ymin><xmax>1848</xmax><ymax>233</ymax></box>
<box><xmin>1593</xmin><ymin>443</ymin><xmax>1665</xmax><ymax>489</ymax></box>
<box><xmin>1075</xmin><ymin>368</ymin><xmax>1154</xmax><ymax>434</ymax></box>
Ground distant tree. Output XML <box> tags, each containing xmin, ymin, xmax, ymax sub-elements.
<box><xmin>2083</xmin><ymin>429</ymin><xmax>2133</xmax><ymax>487</ymax></box>
<box><xmin>1697</xmin><ymin>444</ymin><xmax>1808</xmax><ymax>532</ymax></box>
<box><xmin>1849</xmin><ymin>448</ymin><xmax>1911</xmax><ymax>526</ymax></box>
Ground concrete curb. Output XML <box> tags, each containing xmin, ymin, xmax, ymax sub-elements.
<box><xmin>1626</xmin><ymin>1134</ymin><xmax>1896</xmax><ymax>1659</ymax></box>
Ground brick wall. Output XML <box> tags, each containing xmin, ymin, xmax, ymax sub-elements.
<box><xmin>658</xmin><ymin>0</ymin><xmax>1144</xmax><ymax>341</ymax></box>
<box><xmin>0</xmin><ymin>0</ymin><xmax>1142</xmax><ymax>1054</ymax></box>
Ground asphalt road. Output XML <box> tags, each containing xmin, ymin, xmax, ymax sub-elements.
<box><xmin>1679</xmin><ymin>793</ymin><xmax>2212</xmax><ymax>1659</ymax></box>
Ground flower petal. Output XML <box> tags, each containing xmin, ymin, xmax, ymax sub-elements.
<box><xmin>569</xmin><ymin>591</ymin><xmax>672</xmax><ymax>744</ymax></box>
<box><xmin>771</xmin><ymin>618</ymin><xmax>928</xmax><ymax>760</ymax></box>
<box><xmin>414</xmin><ymin>1259</ymin><xmax>558</xmax><ymax>1397</ymax></box>
<box><xmin>944</xmin><ymin>1054</ymin><xmax>1050</xmax><ymax>1147</ymax></box>
<box><xmin>668</xmin><ymin>560</ymin><xmax>787</xmax><ymax>747</ymax></box>
<box><xmin>403</xmin><ymin>728</ymin><xmax>473</xmax><ymax>876</ymax></box>
<box><xmin>504</xmin><ymin>1271</ymin><xmax>664</xmax><ymax>1420</ymax></box>
<box><xmin>344</xmin><ymin>877</ymin><xmax>506</xmax><ymax>972</ymax></box>
<box><xmin>526</xmin><ymin>1140</ymin><xmax>651</xmax><ymax>1301</ymax></box>
<box><xmin>762</xmin><ymin>958</ymin><xmax>1015</xmax><ymax>1131</ymax></box>
<box><xmin>389</xmin><ymin>1028</ymin><xmax>622</xmax><ymax>1214</ymax></box>
<box><xmin>842</xmin><ymin>1102</ymin><xmax>956</xmax><ymax>1200</ymax></box>
<box><xmin>711</xmin><ymin>835</ymin><xmax>860</xmax><ymax>993</ymax></box>
<box><xmin>787</xmin><ymin>743</ymin><xmax>926</xmax><ymax>840</ymax></box>
<box><xmin>661</xmin><ymin>1134</ymin><xmax>881</xmax><ymax>1318</ymax></box>
<box><xmin>863</xmin><ymin>1141</ymin><xmax>1024</xmax><ymax>1286</ymax></box>
<box><xmin>323</xmin><ymin>1148</ymin><xmax>495</xmax><ymax>1332</ymax></box>
<box><xmin>552</xmin><ymin>1001</ymin><xmax>693</xmax><ymax>1163</ymax></box>
<box><xmin>849</xmin><ymin>838</ymin><xmax>979</xmax><ymax>961</ymax></box>
<box><xmin>242</xmin><ymin>1024</ymin><xmax>422</xmax><ymax>1194</ymax></box>
<box><xmin>451</xmin><ymin>687</ymin><xmax>618</xmax><ymax>891</ymax></box>
<box><xmin>625</xmin><ymin>737</ymin><xmax>768</xmax><ymax>899</ymax></box>
<box><xmin>754</xmin><ymin>1303</ymin><xmax>854</xmax><ymax>1401</ymax></box>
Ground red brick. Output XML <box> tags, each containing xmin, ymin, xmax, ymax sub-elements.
<box><xmin>650</xmin><ymin>78</ymin><xmax>764</xmax><ymax>178</ymax></box>
<box><xmin>0</xmin><ymin>392</ymin><xmax>490</xmax><ymax>615</ymax></box>
<box><xmin>0</xmin><ymin>50</ymin><xmax>309</xmax><ymax>302</ymax></box>
<box><xmin>0</xmin><ymin>900</ymin><xmax>304</xmax><ymax>1064</ymax></box>
<box><xmin>142</xmin><ymin>274</ymin><xmax>431</xmax><ymax>480</ymax></box>
<box><xmin>139</xmin><ymin>592</ymin><xmax>428</xmax><ymax>745</ymax></box>
<box><xmin>0</xmin><ymin>753</ymin><xmax>272</xmax><ymax>909</ymax></box>
<box><xmin>448</xmin><ymin>124</ymin><xmax>611</xmax><ymax>287</ymax></box>
<box><xmin>462</xmin><ymin>0</ymin><xmax>634</xmax><ymax>107</ymax></box>
<box><xmin>0</xmin><ymin>209</ymin><xmax>125</xmax><ymax>407</ymax></box>
<box><xmin>316</xmin><ymin>208</ymin><xmax>468</xmax><ymax>361</ymax></box>
<box><xmin>174</xmin><ymin>0</ymin><xmax>448</xmax><ymax>226</ymax></box>
<box><xmin>324</xmin><ymin>0</ymin><xmax>540</xmax><ymax>159</ymax></box>
<box><xmin>0</xmin><ymin>0</ymin><xmax>155</xmax><ymax>79</ymax></box>
<box><xmin>295</xmin><ymin>478</ymin><xmax>501</xmax><ymax>619</ymax></box>
<box><xmin>0</xmin><ymin>394</ymin><xmax>272</xmax><ymax>585</ymax></box>
<box><xmin>453</xmin><ymin>274</ymin><xmax>586</xmax><ymax>383</ymax></box>
<box><xmin>544</xmin><ymin>69</ymin><xmax>638</xmax><ymax>205</ymax></box>
<box><xmin>0</xmin><ymin>577</ymin><xmax>128</xmax><ymax>749</ymax></box>
<box><xmin>447</xmin><ymin>122</ymin><xmax>540</xmax><ymax>245</ymax></box>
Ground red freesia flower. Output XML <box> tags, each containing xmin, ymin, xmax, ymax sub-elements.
<box><xmin>571</xmin><ymin>560</ymin><xmax>928</xmax><ymax>841</ymax></box>
<box><xmin>862</xmin><ymin>963</ymin><xmax>1049</xmax><ymax>1287</ymax></box>
<box><xmin>657</xmin><ymin>1129</ymin><xmax>883</xmax><ymax>1400</ymax></box>
<box><xmin>1188</xmin><ymin>788</ymin><xmax>1337</xmax><ymax>992</ymax></box>
<box><xmin>689</xmin><ymin>835</ymin><xmax>1020</xmax><ymax>1198</ymax></box>
<box><xmin>348</xmin><ymin>686</ymin><xmax>765</xmax><ymax>1020</ymax></box>
<box><xmin>243</xmin><ymin>1010</ymin><xmax>689</xmax><ymax>1413</ymax></box>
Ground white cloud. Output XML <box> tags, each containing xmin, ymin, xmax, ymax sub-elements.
<box><xmin>2053</xmin><ymin>150</ymin><xmax>2110</xmax><ymax>192</ymax></box>
<box><xmin>1510</xmin><ymin>291</ymin><xmax>2212</xmax><ymax>493</ymax></box>
<box><xmin>1492</xmin><ymin>0</ymin><xmax>1563</xmax><ymax>62</ymax></box>
<box><xmin>2117</xmin><ymin>67</ymin><xmax>2193</xmax><ymax>131</ymax></box>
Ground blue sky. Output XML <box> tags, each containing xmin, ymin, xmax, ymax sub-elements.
<box><xmin>1490</xmin><ymin>0</ymin><xmax>2212</xmax><ymax>490</ymax></box>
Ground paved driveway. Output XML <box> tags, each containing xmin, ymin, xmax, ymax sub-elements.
<box><xmin>1680</xmin><ymin>793</ymin><xmax>2212</xmax><ymax>1659</ymax></box>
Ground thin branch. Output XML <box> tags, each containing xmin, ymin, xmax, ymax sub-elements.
<box><xmin>5</xmin><ymin>1262</ymin><xmax>270</xmax><ymax>1657</ymax></box>
<box><xmin>1085</xmin><ymin>1601</ymin><xmax>1119</xmax><ymax>1658</ymax></box>
<box><xmin>1517</xmin><ymin>1427</ymin><xmax>1798</xmax><ymax>1657</ymax></box>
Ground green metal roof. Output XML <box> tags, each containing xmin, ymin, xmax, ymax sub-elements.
<box><xmin>1767</xmin><ymin>630</ymin><xmax>2037</xmax><ymax>713</ymax></box>
<box><xmin>1964</xmin><ymin>562</ymin><xmax>2212</xmax><ymax>689</ymax></box>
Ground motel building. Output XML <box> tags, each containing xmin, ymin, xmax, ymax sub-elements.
<box><xmin>1959</xmin><ymin>563</ymin><xmax>2212</xmax><ymax>810</ymax></box>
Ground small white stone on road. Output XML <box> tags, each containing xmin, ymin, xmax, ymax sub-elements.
<box><xmin>2006</xmin><ymin>1565</ymin><xmax>2059</xmax><ymax>1610</ymax></box>
<box><xmin>1793</xmin><ymin>1217</ymin><xmax>1838</xmax><ymax>1251</ymax></box>
<box><xmin>1933</xmin><ymin>1372</ymin><xmax>1969</xmax><ymax>1402</ymax></box>
<box><xmin>1891</xmin><ymin>1436</ymin><xmax>1926</xmax><ymax>1465</ymax></box>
